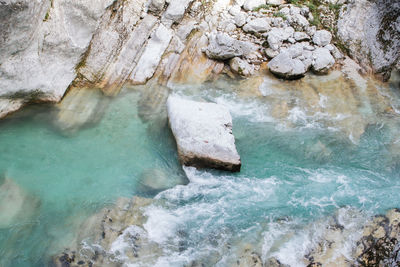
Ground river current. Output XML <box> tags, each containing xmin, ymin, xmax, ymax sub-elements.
<box><xmin>0</xmin><ymin>71</ymin><xmax>399</xmax><ymax>266</ymax></box>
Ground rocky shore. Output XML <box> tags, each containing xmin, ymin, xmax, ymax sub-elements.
<box><xmin>1</xmin><ymin>0</ymin><xmax>399</xmax><ymax>118</ymax></box>
<box><xmin>51</xmin><ymin>196</ymin><xmax>400</xmax><ymax>267</ymax></box>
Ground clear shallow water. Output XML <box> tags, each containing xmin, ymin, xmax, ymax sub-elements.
<box><xmin>0</xmin><ymin>73</ymin><xmax>400</xmax><ymax>266</ymax></box>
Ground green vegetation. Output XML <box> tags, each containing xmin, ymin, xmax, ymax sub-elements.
<box><xmin>43</xmin><ymin>10</ymin><xmax>50</xmax><ymax>21</ymax></box>
<box><xmin>273</xmin><ymin>11</ymin><xmax>287</xmax><ymax>20</ymax></box>
<box><xmin>253</xmin><ymin>4</ymin><xmax>271</xmax><ymax>11</ymax></box>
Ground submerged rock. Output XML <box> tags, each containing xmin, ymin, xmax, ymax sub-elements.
<box><xmin>0</xmin><ymin>175</ymin><xmax>40</xmax><ymax>228</ymax></box>
<box><xmin>167</xmin><ymin>96</ymin><xmax>241</xmax><ymax>172</ymax></box>
<box><xmin>54</xmin><ymin>87</ymin><xmax>108</xmax><ymax>134</ymax></box>
<box><xmin>52</xmin><ymin>196</ymin><xmax>159</xmax><ymax>267</ymax></box>
<box><xmin>137</xmin><ymin>168</ymin><xmax>186</xmax><ymax>193</ymax></box>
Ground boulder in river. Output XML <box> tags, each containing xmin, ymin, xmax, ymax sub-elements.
<box><xmin>166</xmin><ymin>96</ymin><xmax>241</xmax><ymax>172</ymax></box>
<box><xmin>0</xmin><ymin>175</ymin><xmax>40</xmax><ymax>228</ymax></box>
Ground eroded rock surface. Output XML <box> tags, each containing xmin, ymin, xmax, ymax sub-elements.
<box><xmin>337</xmin><ymin>0</ymin><xmax>400</xmax><ymax>79</ymax></box>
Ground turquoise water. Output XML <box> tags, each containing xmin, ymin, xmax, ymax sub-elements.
<box><xmin>0</xmin><ymin>74</ymin><xmax>400</xmax><ymax>266</ymax></box>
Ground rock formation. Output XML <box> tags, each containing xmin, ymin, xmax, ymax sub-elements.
<box><xmin>1</xmin><ymin>0</ymin><xmax>399</xmax><ymax>118</ymax></box>
<box><xmin>337</xmin><ymin>0</ymin><xmax>400</xmax><ymax>80</ymax></box>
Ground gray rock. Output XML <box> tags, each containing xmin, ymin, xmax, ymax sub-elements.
<box><xmin>243</xmin><ymin>0</ymin><xmax>266</xmax><ymax>11</ymax></box>
<box><xmin>229</xmin><ymin>57</ymin><xmax>255</xmax><ymax>76</ymax></box>
<box><xmin>312</xmin><ymin>30</ymin><xmax>332</xmax><ymax>46</ymax></box>
<box><xmin>205</xmin><ymin>32</ymin><xmax>256</xmax><ymax>60</ymax></box>
<box><xmin>312</xmin><ymin>47</ymin><xmax>335</xmax><ymax>73</ymax></box>
<box><xmin>130</xmin><ymin>23</ymin><xmax>173</xmax><ymax>84</ymax></box>
<box><xmin>265</xmin><ymin>48</ymin><xmax>280</xmax><ymax>59</ymax></box>
<box><xmin>243</xmin><ymin>18</ymin><xmax>271</xmax><ymax>33</ymax></box>
<box><xmin>267</xmin><ymin>27</ymin><xmax>295</xmax><ymax>50</ymax></box>
<box><xmin>0</xmin><ymin>0</ymin><xmax>114</xmax><ymax>115</ymax></box>
<box><xmin>294</xmin><ymin>31</ymin><xmax>310</xmax><ymax>41</ymax></box>
<box><xmin>268</xmin><ymin>51</ymin><xmax>307</xmax><ymax>79</ymax></box>
<box><xmin>288</xmin><ymin>43</ymin><xmax>304</xmax><ymax>58</ymax></box>
<box><xmin>167</xmin><ymin>96</ymin><xmax>241</xmax><ymax>172</ymax></box>
<box><xmin>290</xmin><ymin>13</ymin><xmax>309</xmax><ymax>29</ymax></box>
<box><xmin>162</xmin><ymin>0</ymin><xmax>194</xmax><ymax>25</ymax></box>
<box><xmin>337</xmin><ymin>0</ymin><xmax>400</xmax><ymax>79</ymax></box>
<box><xmin>79</xmin><ymin>13</ymin><xmax>158</xmax><ymax>95</ymax></box>
<box><xmin>148</xmin><ymin>0</ymin><xmax>165</xmax><ymax>13</ymax></box>
<box><xmin>234</xmin><ymin>12</ymin><xmax>248</xmax><ymax>27</ymax></box>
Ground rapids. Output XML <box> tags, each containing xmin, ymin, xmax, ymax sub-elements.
<box><xmin>0</xmin><ymin>71</ymin><xmax>399</xmax><ymax>266</ymax></box>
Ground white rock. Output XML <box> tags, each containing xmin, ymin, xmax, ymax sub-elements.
<box><xmin>176</xmin><ymin>19</ymin><xmax>197</xmax><ymax>41</ymax></box>
<box><xmin>229</xmin><ymin>57</ymin><xmax>255</xmax><ymax>76</ymax></box>
<box><xmin>243</xmin><ymin>18</ymin><xmax>271</xmax><ymax>33</ymax></box>
<box><xmin>288</xmin><ymin>43</ymin><xmax>304</xmax><ymax>58</ymax></box>
<box><xmin>294</xmin><ymin>31</ymin><xmax>310</xmax><ymax>41</ymax></box>
<box><xmin>337</xmin><ymin>0</ymin><xmax>399</xmax><ymax>79</ymax></box>
<box><xmin>131</xmin><ymin>24</ymin><xmax>173</xmax><ymax>84</ymax></box>
<box><xmin>268</xmin><ymin>51</ymin><xmax>307</xmax><ymax>79</ymax></box>
<box><xmin>312</xmin><ymin>47</ymin><xmax>335</xmax><ymax>73</ymax></box>
<box><xmin>148</xmin><ymin>0</ymin><xmax>165</xmax><ymax>13</ymax></box>
<box><xmin>234</xmin><ymin>12</ymin><xmax>248</xmax><ymax>27</ymax></box>
<box><xmin>243</xmin><ymin>0</ymin><xmax>266</xmax><ymax>11</ymax></box>
<box><xmin>205</xmin><ymin>32</ymin><xmax>256</xmax><ymax>60</ymax></box>
<box><xmin>167</xmin><ymin>96</ymin><xmax>241</xmax><ymax>172</ymax></box>
<box><xmin>313</xmin><ymin>30</ymin><xmax>332</xmax><ymax>46</ymax></box>
<box><xmin>162</xmin><ymin>0</ymin><xmax>194</xmax><ymax>25</ymax></box>
<box><xmin>267</xmin><ymin>27</ymin><xmax>294</xmax><ymax>50</ymax></box>
<box><xmin>289</xmin><ymin>13</ymin><xmax>309</xmax><ymax>29</ymax></box>
<box><xmin>265</xmin><ymin>48</ymin><xmax>280</xmax><ymax>59</ymax></box>
<box><xmin>0</xmin><ymin>0</ymin><xmax>114</xmax><ymax>115</ymax></box>
<box><xmin>0</xmin><ymin>99</ymin><xmax>25</xmax><ymax>119</ymax></box>
<box><xmin>266</xmin><ymin>0</ymin><xmax>284</xmax><ymax>5</ymax></box>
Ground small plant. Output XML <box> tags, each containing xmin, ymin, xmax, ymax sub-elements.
<box><xmin>253</xmin><ymin>4</ymin><xmax>271</xmax><ymax>11</ymax></box>
<box><xmin>273</xmin><ymin>12</ymin><xmax>287</xmax><ymax>20</ymax></box>
<box><xmin>43</xmin><ymin>11</ymin><xmax>50</xmax><ymax>21</ymax></box>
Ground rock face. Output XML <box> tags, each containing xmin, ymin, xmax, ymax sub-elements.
<box><xmin>0</xmin><ymin>0</ymin><xmax>113</xmax><ymax>115</ymax></box>
<box><xmin>167</xmin><ymin>96</ymin><xmax>241</xmax><ymax>172</ymax></box>
<box><xmin>337</xmin><ymin>0</ymin><xmax>400</xmax><ymax>79</ymax></box>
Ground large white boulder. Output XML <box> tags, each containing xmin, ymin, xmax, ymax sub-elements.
<box><xmin>167</xmin><ymin>96</ymin><xmax>241</xmax><ymax>172</ymax></box>
<box><xmin>312</xmin><ymin>30</ymin><xmax>332</xmax><ymax>46</ymax></box>
<box><xmin>312</xmin><ymin>47</ymin><xmax>335</xmax><ymax>74</ymax></box>
<box><xmin>243</xmin><ymin>18</ymin><xmax>271</xmax><ymax>33</ymax></box>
